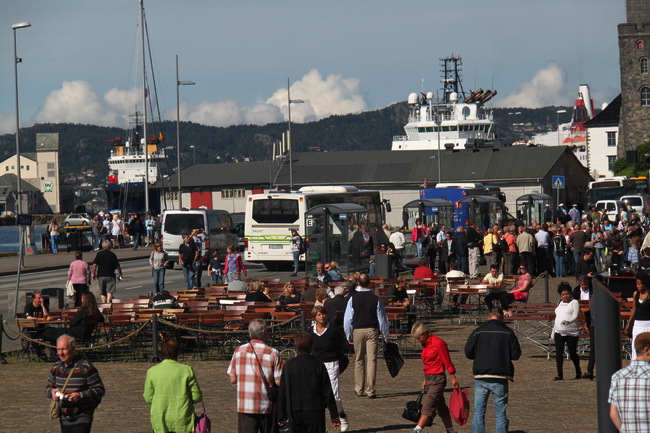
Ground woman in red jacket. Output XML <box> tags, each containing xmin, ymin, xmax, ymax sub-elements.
<box><xmin>410</xmin><ymin>322</ymin><xmax>459</xmax><ymax>433</ymax></box>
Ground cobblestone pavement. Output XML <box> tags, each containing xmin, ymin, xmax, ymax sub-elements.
<box><xmin>1</xmin><ymin>314</ymin><xmax>602</xmax><ymax>432</ymax></box>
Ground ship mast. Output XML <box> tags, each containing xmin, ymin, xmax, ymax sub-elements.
<box><xmin>140</xmin><ymin>0</ymin><xmax>149</xmax><ymax>213</ymax></box>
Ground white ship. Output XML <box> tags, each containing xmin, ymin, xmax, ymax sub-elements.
<box><xmin>106</xmin><ymin>111</ymin><xmax>167</xmax><ymax>213</ymax></box>
<box><xmin>392</xmin><ymin>55</ymin><xmax>500</xmax><ymax>151</ymax></box>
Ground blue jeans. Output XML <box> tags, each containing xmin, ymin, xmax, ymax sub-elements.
<box><xmin>211</xmin><ymin>272</ymin><xmax>223</xmax><ymax>285</ymax></box>
<box><xmin>50</xmin><ymin>235</ymin><xmax>59</xmax><ymax>253</ymax></box>
<box><xmin>182</xmin><ymin>263</ymin><xmax>195</xmax><ymax>290</ymax></box>
<box><xmin>132</xmin><ymin>232</ymin><xmax>141</xmax><ymax>250</ymax></box>
<box><xmin>292</xmin><ymin>250</ymin><xmax>300</xmax><ymax>274</ymax></box>
<box><xmin>553</xmin><ymin>252</ymin><xmax>564</xmax><ymax>277</ymax></box>
<box><xmin>93</xmin><ymin>234</ymin><xmax>100</xmax><ymax>250</ymax></box>
<box><xmin>416</xmin><ymin>239</ymin><xmax>423</xmax><ymax>258</ymax></box>
<box><xmin>456</xmin><ymin>255</ymin><xmax>468</xmax><ymax>274</ymax></box>
<box><xmin>595</xmin><ymin>247</ymin><xmax>605</xmax><ymax>273</ymax></box>
<box><xmin>472</xmin><ymin>379</ymin><xmax>509</xmax><ymax>433</ymax></box>
<box><xmin>152</xmin><ymin>268</ymin><xmax>166</xmax><ymax>292</ymax></box>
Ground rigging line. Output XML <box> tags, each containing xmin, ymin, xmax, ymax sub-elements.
<box><xmin>143</xmin><ymin>14</ymin><xmax>165</xmax><ymax>130</ymax></box>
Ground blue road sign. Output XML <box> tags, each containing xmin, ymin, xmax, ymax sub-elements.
<box><xmin>552</xmin><ymin>175</ymin><xmax>565</xmax><ymax>189</ymax></box>
<box><xmin>16</xmin><ymin>214</ymin><xmax>33</xmax><ymax>226</ymax></box>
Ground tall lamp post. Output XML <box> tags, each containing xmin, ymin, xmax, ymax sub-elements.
<box><xmin>12</xmin><ymin>21</ymin><xmax>31</xmax><ymax>317</ymax></box>
<box><xmin>190</xmin><ymin>145</ymin><xmax>196</xmax><ymax>165</ymax></box>
<box><xmin>287</xmin><ymin>78</ymin><xmax>303</xmax><ymax>191</ymax></box>
<box><xmin>175</xmin><ymin>54</ymin><xmax>194</xmax><ymax>209</ymax></box>
<box><xmin>556</xmin><ymin>109</ymin><xmax>567</xmax><ymax>146</ymax></box>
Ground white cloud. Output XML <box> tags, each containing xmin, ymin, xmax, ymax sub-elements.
<box><xmin>266</xmin><ymin>69</ymin><xmax>367</xmax><ymax>122</ymax></box>
<box><xmin>10</xmin><ymin>69</ymin><xmax>367</xmax><ymax>131</ymax></box>
<box><xmin>495</xmin><ymin>63</ymin><xmax>571</xmax><ymax>108</ymax></box>
<box><xmin>34</xmin><ymin>81</ymin><xmax>120</xmax><ymax>126</ymax></box>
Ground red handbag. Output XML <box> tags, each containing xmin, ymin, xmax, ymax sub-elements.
<box><xmin>449</xmin><ymin>386</ymin><xmax>469</xmax><ymax>426</ymax></box>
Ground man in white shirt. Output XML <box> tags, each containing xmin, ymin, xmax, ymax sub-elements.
<box><xmin>482</xmin><ymin>264</ymin><xmax>505</xmax><ymax>311</ymax></box>
<box><xmin>389</xmin><ymin>227</ymin><xmax>406</xmax><ymax>269</ymax></box>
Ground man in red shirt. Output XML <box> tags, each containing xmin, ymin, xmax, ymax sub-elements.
<box><xmin>413</xmin><ymin>258</ymin><xmax>436</xmax><ymax>280</ymax></box>
<box><xmin>410</xmin><ymin>322</ymin><xmax>459</xmax><ymax>433</ymax></box>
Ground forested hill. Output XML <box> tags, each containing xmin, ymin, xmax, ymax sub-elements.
<box><xmin>0</xmin><ymin>103</ymin><xmax>571</xmax><ymax>180</ymax></box>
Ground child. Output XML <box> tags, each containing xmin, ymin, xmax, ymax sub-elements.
<box><xmin>224</xmin><ymin>245</ymin><xmax>247</xmax><ymax>282</ymax></box>
<box><xmin>208</xmin><ymin>250</ymin><xmax>223</xmax><ymax>285</ymax></box>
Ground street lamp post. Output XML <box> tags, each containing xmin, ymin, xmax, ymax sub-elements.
<box><xmin>556</xmin><ymin>109</ymin><xmax>567</xmax><ymax>146</ymax></box>
<box><xmin>12</xmin><ymin>21</ymin><xmax>31</xmax><ymax>317</ymax></box>
<box><xmin>175</xmin><ymin>54</ymin><xmax>195</xmax><ymax>209</ymax></box>
<box><xmin>190</xmin><ymin>145</ymin><xmax>196</xmax><ymax>165</ymax></box>
<box><xmin>287</xmin><ymin>78</ymin><xmax>304</xmax><ymax>191</ymax></box>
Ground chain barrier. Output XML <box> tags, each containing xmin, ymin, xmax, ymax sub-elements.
<box><xmin>156</xmin><ymin>316</ymin><xmax>298</xmax><ymax>335</ymax></box>
<box><xmin>2</xmin><ymin>319</ymin><xmax>151</xmax><ymax>351</ymax></box>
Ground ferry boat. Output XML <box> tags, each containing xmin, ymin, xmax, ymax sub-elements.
<box><xmin>391</xmin><ymin>55</ymin><xmax>501</xmax><ymax>151</ymax></box>
<box><xmin>105</xmin><ymin>111</ymin><xmax>166</xmax><ymax>214</ymax></box>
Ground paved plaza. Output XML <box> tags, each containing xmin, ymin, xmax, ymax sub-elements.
<box><xmin>1</xmin><ymin>296</ymin><xmax>603</xmax><ymax>432</ymax></box>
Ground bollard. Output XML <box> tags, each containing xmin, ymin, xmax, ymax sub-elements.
<box><xmin>149</xmin><ymin>314</ymin><xmax>160</xmax><ymax>363</ymax></box>
<box><xmin>544</xmin><ymin>271</ymin><xmax>549</xmax><ymax>303</ymax></box>
<box><xmin>0</xmin><ymin>314</ymin><xmax>6</xmax><ymax>364</ymax></box>
<box><xmin>593</xmin><ymin>278</ymin><xmax>621</xmax><ymax>433</ymax></box>
<box><xmin>300</xmin><ymin>310</ymin><xmax>306</xmax><ymax>332</ymax></box>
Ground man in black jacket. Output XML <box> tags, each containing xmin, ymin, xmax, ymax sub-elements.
<box><xmin>575</xmin><ymin>248</ymin><xmax>597</xmax><ymax>280</ymax></box>
<box><xmin>465</xmin><ymin>310</ymin><xmax>521</xmax><ymax>433</ymax></box>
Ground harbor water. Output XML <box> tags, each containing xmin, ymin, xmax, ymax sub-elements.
<box><xmin>0</xmin><ymin>225</ymin><xmax>48</xmax><ymax>254</ymax></box>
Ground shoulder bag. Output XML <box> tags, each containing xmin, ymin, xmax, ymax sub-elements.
<box><xmin>250</xmin><ymin>343</ymin><xmax>279</xmax><ymax>403</ymax></box>
<box><xmin>49</xmin><ymin>362</ymin><xmax>77</xmax><ymax>420</ymax></box>
<box><xmin>66</xmin><ymin>280</ymin><xmax>75</xmax><ymax>298</ymax></box>
<box><xmin>194</xmin><ymin>401</ymin><xmax>211</xmax><ymax>433</ymax></box>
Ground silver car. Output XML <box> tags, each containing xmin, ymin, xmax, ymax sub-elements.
<box><xmin>64</xmin><ymin>213</ymin><xmax>92</xmax><ymax>226</ymax></box>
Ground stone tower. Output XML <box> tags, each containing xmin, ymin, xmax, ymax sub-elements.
<box><xmin>618</xmin><ymin>0</ymin><xmax>650</xmax><ymax>156</ymax></box>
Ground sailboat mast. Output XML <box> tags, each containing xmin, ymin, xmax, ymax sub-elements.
<box><xmin>140</xmin><ymin>0</ymin><xmax>149</xmax><ymax>213</ymax></box>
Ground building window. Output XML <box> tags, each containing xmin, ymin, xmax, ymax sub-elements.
<box><xmin>607</xmin><ymin>131</ymin><xmax>617</xmax><ymax>147</ymax></box>
<box><xmin>25</xmin><ymin>165</ymin><xmax>29</xmax><ymax>171</ymax></box>
<box><xmin>5</xmin><ymin>167</ymin><xmax>8</xmax><ymax>172</ymax></box>
<box><xmin>642</xmin><ymin>58</ymin><xmax>650</xmax><ymax>74</ymax></box>
<box><xmin>608</xmin><ymin>156</ymin><xmax>617</xmax><ymax>171</ymax></box>
<box><xmin>47</xmin><ymin>163</ymin><xmax>55</xmax><ymax>170</ymax></box>
<box><xmin>642</xmin><ymin>87</ymin><xmax>650</xmax><ymax>106</ymax></box>
<box><xmin>48</xmin><ymin>171</ymin><xmax>55</xmax><ymax>177</ymax></box>
<box><xmin>220</xmin><ymin>189</ymin><xmax>246</xmax><ymax>199</ymax></box>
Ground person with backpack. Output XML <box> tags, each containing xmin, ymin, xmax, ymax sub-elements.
<box><xmin>552</xmin><ymin>227</ymin><xmax>567</xmax><ymax>277</ymax></box>
<box><xmin>224</xmin><ymin>244</ymin><xmax>247</xmax><ymax>283</ymax></box>
<box><xmin>290</xmin><ymin>229</ymin><xmax>303</xmax><ymax>277</ymax></box>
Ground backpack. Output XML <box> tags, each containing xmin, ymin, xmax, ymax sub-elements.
<box><xmin>298</xmin><ymin>236</ymin><xmax>307</xmax><ymax>254</ymax></box>
<box><xmin>553</xmin><ymin>235</ymin><xmax>564</xmax><ymax>254</ymax></box>
<box><xmin>499</xmin><ymin>237</ymin><xmax>509</xmax><ymax>252</ymax></box>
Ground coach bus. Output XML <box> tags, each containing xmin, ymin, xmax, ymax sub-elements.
<box><xmin>244</xmin><ymin>186</ymin><xmax>383</xmax><ymax>269</ymax></box>
<box><xmin>587</xmin><ymin>177</ymin><xmax>636</xmax><ymax>204</ymax></box>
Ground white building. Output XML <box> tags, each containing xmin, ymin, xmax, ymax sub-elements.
<box><xmin>0</xmin><ymin>133</ymin><xmax>62</xmax><ymax>213</ymax></box>
<box><xmin>584</xmin><ymin>95</ymin><xmax>621</xmax><ymax>178</ymax></box>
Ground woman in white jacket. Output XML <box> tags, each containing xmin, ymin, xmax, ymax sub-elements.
<box><xmin>553</xmin><ymin>282</ymin><xmax>582</xmax><ymax>380</ymax></box>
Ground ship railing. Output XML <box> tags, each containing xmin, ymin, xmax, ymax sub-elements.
<box><xmin>393</xmin><ymin>135</ymin><xmax>408</xmax><ymax>142</ymax></box>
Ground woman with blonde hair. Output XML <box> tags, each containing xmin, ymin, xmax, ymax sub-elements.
<box><xmin>409</xmin><ymin>322</ymin><xmax>459</xmax><ymax>433</ymax></box>
<box><xmin>277</xmin><ymin>281</ymin><xmax>302</xmax><ymax>311</ymax></box>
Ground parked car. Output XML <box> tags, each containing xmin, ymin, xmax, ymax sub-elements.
<box><xmin>595</xmin><ymin>200</ymin><xmax>627</xmax><ymax>222</ymax></box>
<box><xmin>64</xmin><ymin>213</ymin><xmax>92</xmax><ymax>226</ymax></box>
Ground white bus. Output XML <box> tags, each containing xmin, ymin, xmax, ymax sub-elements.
<box><xmin>244</xmin><ymin>186</ymin><xmax>383</xmax><ymax>269</ymax></box>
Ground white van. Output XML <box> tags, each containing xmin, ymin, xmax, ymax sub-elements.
<box><xmin>161</xmin><ymin>209</ymin><xmax>239</xmax><ymax>266</ymax></box>
<box><xmin>595</xmin><ymin>200</ymin><xmax>627</xmax><ymax>221</ymax></box>
<box><xmin>621</xmin><ymin>195</ymin><xmax>650</xmax><ymax>215</ymax></box>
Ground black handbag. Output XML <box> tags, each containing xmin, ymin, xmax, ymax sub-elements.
<box><xmin>338</xmin><ymin>353</ymin><xmax>350</xmax><ymax>375</ymax></box>
<box><xmin>383</xmin><ymin>341</ymin><xmax>404</xmax><ymax>378</ymax></box>
<box><xmin>401</xmin><ymin>390</ymin><xmax>432</xmax><ymax>425</ymax></box>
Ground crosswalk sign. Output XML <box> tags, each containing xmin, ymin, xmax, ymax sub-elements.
<box><xmin>552</xmin><ymin>175</ymin><xmax>565</xmax><ymax>189</ymax></box>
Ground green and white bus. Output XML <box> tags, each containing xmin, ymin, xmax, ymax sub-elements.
<box><xmin>244</xmin><ymin>186</ymin><xmax>383</xmax><ymax>269</ymax></box>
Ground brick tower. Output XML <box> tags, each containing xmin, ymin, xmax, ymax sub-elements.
<box><xmin>618</xmin><ymin>0</ymin><xmax>650</xmax><ymax>156</ymax></box>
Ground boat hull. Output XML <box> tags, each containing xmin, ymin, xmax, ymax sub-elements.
<box><xmin>105</xmin><ymin>182</ymin><xmax>160</xmax><ymax>214</ymax></box>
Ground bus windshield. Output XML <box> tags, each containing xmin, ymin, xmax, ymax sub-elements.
<box><xmin>252</xmin><ymin>199</ymin><xmax>300</xmax><ymax>224</ymax></box>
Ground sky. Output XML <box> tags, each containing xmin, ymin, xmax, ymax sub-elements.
<box><xmin>0</xmin><ymin>0</ymin><xmax>626</xmax><ymax>134</ymax></box>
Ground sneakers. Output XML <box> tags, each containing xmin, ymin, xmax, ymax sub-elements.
<box><xmin>340</xmin><ymin>416</ymin><xmax>349</xmax><ymax>432</ymax></box>
<box><xmin>289</xmin><ymin>273</ymin><xmax>297</xmax><ymax>277</ymax></box>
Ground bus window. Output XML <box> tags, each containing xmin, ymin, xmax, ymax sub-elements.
<box><xmin>252</xmin><ymin>199</ymin><xmax>299</xmax><ymax>224</ymax></box>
